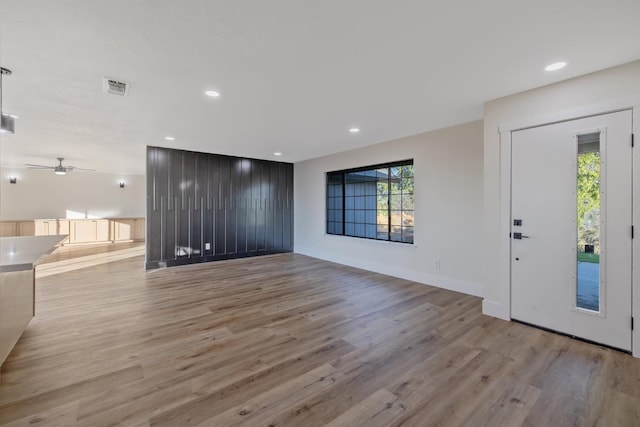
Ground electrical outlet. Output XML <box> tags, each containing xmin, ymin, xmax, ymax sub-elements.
<box><xmin>434</xmin><ymin>260</ymin><xmax>441</xmax><ymax>270</ymax></box>
<box><xmin>205</xmin><ymin>243</ymin><xmax>211</xmax><ymax>250</ymax></box>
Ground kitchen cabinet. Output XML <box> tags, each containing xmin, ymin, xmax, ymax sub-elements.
<box><xmin>0</xmin><ymin>218</ymin><xmax>145</xmax><ymax>244</ymax></box>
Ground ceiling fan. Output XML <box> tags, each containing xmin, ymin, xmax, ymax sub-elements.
<box><xmin>26</xmin><ymin>157</ymin><xmax>96</xmax><ymax>175</ymax></box>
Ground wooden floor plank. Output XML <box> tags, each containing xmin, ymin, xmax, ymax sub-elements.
<box><xmin>0</xmin><ymin>242</ymin><xmax>639</xmax><ymax>426</ymax></box>
<box><xmin>323</xmin><ymin>388</ymin><xmax>407</xmax><ymax>427</ymax></box>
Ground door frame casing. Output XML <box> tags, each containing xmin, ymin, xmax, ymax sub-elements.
<box><xmin>490</xmin><ymin>99</ymin><xmax>640</xmax><ymax>357</ymax></box>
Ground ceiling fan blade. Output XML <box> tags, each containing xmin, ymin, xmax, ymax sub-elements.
<box><xmin>66</xmin><ymin>166</ymin><xmax>96</xmax><ymax>172</ymax></box>
<box><xmin>26</xmin><ymin>164</ymin><xmax>54</xmax><ymax>169</ymax></box>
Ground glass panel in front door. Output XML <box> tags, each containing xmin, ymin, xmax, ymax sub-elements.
<box><xmin>576</xmin><ymin>132</ymin><xmax>601</xmax><ymax>311</ymax></box>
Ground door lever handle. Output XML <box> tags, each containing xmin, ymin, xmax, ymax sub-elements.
<box><xmin>513</xmin><ymin>232</ymin><xmax>530</xmax><ymax>240</ymax></box>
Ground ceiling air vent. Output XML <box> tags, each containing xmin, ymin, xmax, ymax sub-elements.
<box><xmin>103</xmin><ymin>77</ymin><xmax>130</xmax><ymax>96</ymax></box>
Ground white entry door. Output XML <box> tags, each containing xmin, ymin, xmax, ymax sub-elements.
<box><xmin>511</xmin><ymin>110</ymin><xmax>633</xmax><ymax>351</ymax></box>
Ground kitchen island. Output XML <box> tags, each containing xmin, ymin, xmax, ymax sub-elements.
<box><xmin>0</xmin><ymin>235</ymin><xmax>67</xmax><ymax>372</ymax></box>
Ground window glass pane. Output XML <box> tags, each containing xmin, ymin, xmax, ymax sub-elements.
<box><xmin>390</xmin><ymin>195</ymin><xmax>401</xmax><ymax>210</ymax></box>
<box><xmin>346</xmin><ymin>171</ymin><xmax>365</xmax><ymax>184</ymax></box>
<box><xmin>377</xmin><ymin>224</ymin><xmax>389</xmax><ymax>239</ymax></box>
<box><xmin>328</xmin><ymin>172</ymin><xmax>343</xmax><ymax>185</ymax></box>
<box><xmin>390</xmin><ymin>211</ymin><xmax>402</xmax><ymax>226</ymax></box>
<box><xmin>345</xmin><ymin>210</ymin><xmax>354</xmax><ymax>222</ymax></box>
<box><xmin>366</xmin><ymin>224</ymin><xmax>377</xmax><ymax>238</ymax></box>
<box><xmin>335</xmin><ymin>222</ymin><xmax>343</xmax><ymax>234</ymax></box>
<box><xmin>390</xmin><ymin>231</ymin><xmax>402</xmax><ymax>242</ymax></box>
<box><xmin>390</xmin><ymin>167</ymin><xmax>401</xmax><ymax>178</ymax></box>
<box><xmin>402</xmin><ymin>227</ymin><xmax>414</xmax><ymax>243</ymax></box>
<box><xmin>355</xmin><ymin>196</ymin><xmax>365</xmax><ymax>209</ymax></box>
<box><xmin>365</xmin><ymin>178</ymin><xmax>377</xmax><ymax>195</ymax></box>
<box><xmin>345</xmin><ymin>197</ymin><xmax>355</xmax><ymax>209</ymax></box>
<box><xmin>402</xmin><ymin>194</ymin><xmax>414</xmax><ymax>210</ymax></box>
<box><xmin>329</xmin><ymin>221</ymin><xmax>344</xmax><ymax>235</ymax></box>
<box><xmin>377</xmin><ymin>192</ymin><xmax>387</xmax><ymax>208</ymax></box>
<box><xmin>365</xmin><ymin>195</ymin><xmax>377</xmax><ymax>209</ymax></box>
<box><xmin>402</xmin><ymin>165</ymin><xmax>414</xmax><ymax>178</ymax></box>
<box><xmin>402</xmin><ymin>211</ymin><xmax>414</xmax><ymax>227</ymax></box>
<box><xmin>401</xmin><ymin>177</ymin><xmax>414</xmax><ymax>194</ymax></box>
<box><xmin>345</xmin><ymin>183</ymin><xmax>355</xmax><ymax>196</ymax></box>
<box><xmin>355</xmin><ymin>210</ymin><xmax>365</xmax><ymax>223</ymax></box>
<box><xmin>345</xmin><ymin>223</ymin><xmax>355</xmax><ymax>235</ymax></box>
<box><xmin>365</xmin><ymin>210</ymin><xmax>377</xmax><ymax>224</ymax></box>
<box><xmin>354</xmin><ymin>223</ymin><xmax>365</xmax><ymax>237</ymax></box>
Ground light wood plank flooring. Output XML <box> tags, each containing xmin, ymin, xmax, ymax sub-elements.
<box><xmin>1</xmin><ymin>243</ymin><xmax>640</xmax><ymax>426</ymax></box>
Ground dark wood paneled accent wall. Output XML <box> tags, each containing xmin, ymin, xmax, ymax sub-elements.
<box><xmin>145</xmin><ymin>146</ymin><xmax>293</xmax><ymax>269</ymax></box>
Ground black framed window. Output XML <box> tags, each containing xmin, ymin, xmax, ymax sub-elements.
<box><xmin>326</xmin><ymin>160</ymin><xmax>414</xmax><ymax>244</ymax></box>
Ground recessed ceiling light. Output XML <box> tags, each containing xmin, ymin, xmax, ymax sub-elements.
<box><xmin>274</xmin><ymin>152</ymin><xmax>282</xmax><ymax>156</ymax></box>
<box><xmin>349</xmin><ymin>128</ymin><xmax>360</xmax><ymax>133</ymax></box>
<box><xmin>545</xmin><ymin>62</ymin><xmax>567</xmax><ymax>72</ymax></box>
<box><xmin>205</xmin><ymin>90</ymin><xmax>221</xmax><ymax>97</ymax></box>
<box><xmin>165</xmin><ymin>136</ymin><xmax>175</xmax><ymax>141</ymax></box>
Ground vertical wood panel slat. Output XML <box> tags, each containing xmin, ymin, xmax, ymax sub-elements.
<box><xmin>167</xmin><ymin>148</ymin><xmax>172</xmax><ymax>211</ymax></box>
<box><xmin>174</xmin><ymin>196</ymin><xmax>179</xmax><ymax>260</ymax></box>
<box><xmin>212</xmin><ymin>197</ymin><xmax>217</xmax><ymax>256</ymax></box>
<box><xmin>181</xmin><ymin>152</ymin><xmax>185</xmax><ymax>211</ymax></box>
<box><xmin>188</xmin><ymin>197</ymin><xmax>192</xmax><ymax>258</ymax></box>
<box><xmin>194</xmin><ymin>154</ymin><xmax>199</xmax><ymax>211</ymax></box>
<box><xmin>160</xmin><ymin>196</ymin><xmax>165</xmax><ymax>261</ymax></box>
<box><xmin>200</xmin><ymin>198</ymin><xmax>205</xmax><ymax>255</ymax></box>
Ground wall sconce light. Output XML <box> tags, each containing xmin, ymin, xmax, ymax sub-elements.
<box><xmin>119</xmin><ymin>181</ymin><xmax>125</xmax><ymax>188</ymax></box>
<box><xmin>9</xmin><ymin>177</ymin><xmax>17</xmax><ymax>184</ymax></box>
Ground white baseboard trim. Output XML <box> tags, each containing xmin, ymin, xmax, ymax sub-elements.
<box><xmin>481</xmin><ymin>299</ymin><xmax>510</xmax><ymax>321</ymax></box>
<box><xmin>295</xmin><ymin>248</ymin><xmax>483</xmax><ymax>298</ymax></box>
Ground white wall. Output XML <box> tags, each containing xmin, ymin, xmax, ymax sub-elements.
<box><xmin>483</xmin><ymin>60</ymin><xmax>640</xmax><ymax>320</ymax></box>
<box><xmin>295</xmin><ymin>120</ymin><xmax>484</xmax><ymax>296</ymax></box>
<box><xmin>0</xmin><ymin>168</ymin><xmax>145</xmax><ymax>220</ymax></box>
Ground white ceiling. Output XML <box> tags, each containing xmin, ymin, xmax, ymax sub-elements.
<box><xmin>1</xmin><ymin>0</ymin><xmax>639</xmax><ymax>175</ymax></box>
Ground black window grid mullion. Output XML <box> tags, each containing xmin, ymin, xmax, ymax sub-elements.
<box><xmin>387</xmin><ymin>167</ymin><xmax>391</xmax><ymax>241</ymax></box>
<box><xmin>342</xmin><ymin>172</ymin><xmax>346</xmax><ymax>236</ymax></box>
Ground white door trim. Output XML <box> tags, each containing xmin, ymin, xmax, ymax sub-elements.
<box><xmin>494</xmin><ymin>101</ymin><xmax>639</xmax><ymax>357</ymax></box>
<box><xmin>633</xmin><ymin>106</ymin><xmax>640</xmax><ymax>358</ymax></box>
<box><xmin>498</xmin><ymin>96</ymin><xmax>640</xmax><ymax>133</ymax></box>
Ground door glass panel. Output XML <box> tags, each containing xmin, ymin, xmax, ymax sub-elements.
<box><xmin>576</xmin><ymin>132</ymin><xmax>601</xmax><ymax>311</ymax></box>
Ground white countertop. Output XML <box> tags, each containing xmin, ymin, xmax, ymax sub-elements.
<box><xmin>0</xmin><ymin>235</ymin><xmax>68</xmax><ymax>273</ymax></box>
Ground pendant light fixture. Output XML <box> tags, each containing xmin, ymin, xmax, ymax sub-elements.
<box><xmin>0</xmin><ymin>67</ymin><xmax>15</xmax><ymax>135</ymax></box>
